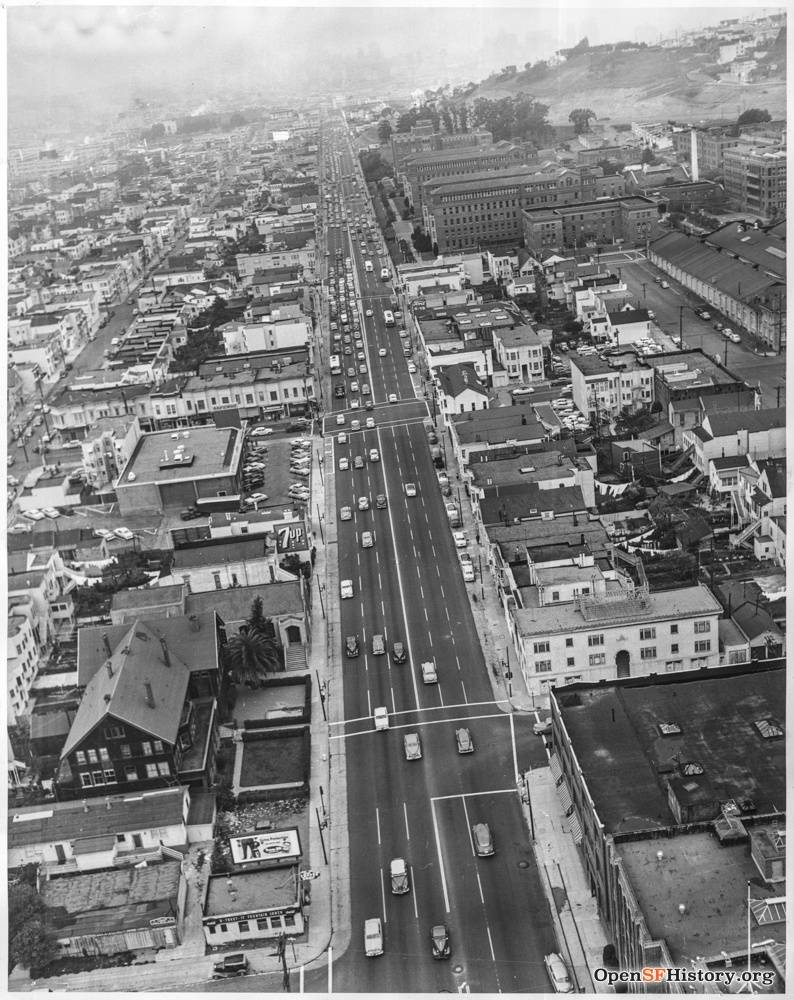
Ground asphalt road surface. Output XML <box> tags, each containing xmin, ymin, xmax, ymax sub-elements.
<box><xmin>307</xmin><ymin>119</ymin><xmax>558</xmax><ymax>993</ymax></box>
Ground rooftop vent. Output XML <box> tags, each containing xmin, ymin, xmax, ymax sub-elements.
<box><xmin>755</xmin><ymin>718</ymin><xmax>784</xmax><ymax>739</ymax></box>
<box><xmin>658</xmin><ymin>722</ymin><xmax>682</xmax><ymax>736</ymax></box>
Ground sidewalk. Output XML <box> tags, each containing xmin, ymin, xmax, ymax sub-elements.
<box><xmin>524</xmin><ymin>768</ymin><xmax>610</xmax><ymax>994</ymax></box>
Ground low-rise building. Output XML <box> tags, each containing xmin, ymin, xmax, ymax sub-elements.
<box><xmin>436</xmin><ymin>364</ymin><xmax>489</xmax><ymax>416</ymax></box>
<box><xmin>492</xmin><ymin>325</ymin><xmax>544</xmax><ymax>383</ymax></box>
<box><xmin>684</xmin><ymin>407</ymin><xmax>785</xmax><ymax>475</ymax></box>
<box><xmin>202</xmin><ymin>867</ymin><xmax>305</xmax><ymax>946</ymax></box>
<box><xmin>548</xmin><ymin>661</ymin><xmax>785</xmax><ymax>986</ymax></box>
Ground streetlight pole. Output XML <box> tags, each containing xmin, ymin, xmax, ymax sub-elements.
<box><xmin>315</xmin><ymin>504</ymin><xmax>324</xmax><ymax>543</ymax></box>
<box><xmin>679</xmin><ymin>304</ymin><xmax>684</xmax><ymax>349</ymax></box>
<box><xmin>315</xmin><ymin>576</ymin><xmax>326</xmax><ymax>620</ymax></box>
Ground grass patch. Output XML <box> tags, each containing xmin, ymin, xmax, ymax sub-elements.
<box><xmin>239</xmin><ymin>734</ymin><xmax>308</xmax><ymax>788</ymax></box>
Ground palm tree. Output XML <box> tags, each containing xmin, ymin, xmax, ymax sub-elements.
<box><xmin>246</xmin><ymin>596</ymin><xmax>276</xmax><ymax>641</ymax></box>
<box><xmin>225</xmin><ymin>628</ymin><xmax>282</xmax><ymax>688</ymax></box>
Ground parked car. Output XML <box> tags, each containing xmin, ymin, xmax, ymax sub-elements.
<box><xmin>340</xmin><ymin>506</ymin><xmax>352</xmax><ymax>521</ymax></box>
<box><xmin>364</xmin><ymin>917</ymin><xmax>384</xmax><ymax>957</ymax></box>
<box><xmin>373</xmin><ymin>707</ymin><xmax>389</xmax><ymax>731</ymax></box>
<box><xmin>544</xmin><ymin>953</ymin><xmax>574</xmax><ymax>993</ymax></box>
<box><xmin>455</xmin><ymin>728</ymin><xmax>474</xmax><ymax>754</ymax></box>
<box><xmin>345</xmin><ymin>635</ymin><xmax>360</xmax><ymax>658</ymax></box>
<box><xmin>212</xmin><ymin>954</ymin><xmax>249</xmax><ymax>979</ymax></box>
<box><xmin>180</xmin><ymin>507</ymin><xmax>202</xmax><ymax>521</ymax></box>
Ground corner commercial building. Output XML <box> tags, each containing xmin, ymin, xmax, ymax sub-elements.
<box><xmin>546</xmin><ymin>660</ymin><xmax>786</xmax><ymax>990</ymax></box>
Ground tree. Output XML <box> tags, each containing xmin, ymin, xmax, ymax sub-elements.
<box><xmin>568</xmin><ymin>108</ymin><xmax>596</xmax><ymax>134</ymax></box>
<box><xmin>9</xmin><ymin>882</ymin><xmax>53</xmax><ymax>973</ymax></box>
<box><xmin>225</xmin><ymin>628</ymin><xmax>282</xmax><ymax>688</ymax></box>
<box><xmin>377</xmin><ymin>120</ymin><xmax>393</xmax><ymax>144</ymax></box>
<box><xmin>441</xmin><ymin>109</ymin><xmax>454</xmax><ymax>134</ymax></box>
<box><xmin>458</xmin><ymin>104</ymin><xmax>469</xmax><ymax>132</ymax></box>
<box><xmin>246</xmin><ymin>596</ymin><xmax>277</xmax><ymax>642</ymax></box>
<box><xmin>641</xmin><ymin>147</ymin><xmax>657</xmax><ymax>165</ymax></box>
<box><xmin>737</xmin><ymin>108</ymin><xmax>771</xmax><ymax>126</ymax></box>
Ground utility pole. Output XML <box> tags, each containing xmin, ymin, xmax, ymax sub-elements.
<box><xmin>679</xmin><ymin>304</ymin><xmax>684</xmax><ymax>349</ymax></box>
<box><xmin>277</xmin><ymin>934</ymin><xmax>290</xmax><ymax>992</ymax></box>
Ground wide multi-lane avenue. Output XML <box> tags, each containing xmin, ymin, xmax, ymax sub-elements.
<box><xmin>304</xmin><ymin>123</ymin><xmax>558</xmax><ymax>993</ymax></box>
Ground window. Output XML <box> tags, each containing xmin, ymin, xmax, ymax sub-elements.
<box><xmin>125</xmin><ymin>765</ymin><xmax>137</xmax><ymax>781</ymax></box>
<box><xmin>671</xmin><ymin>644</ymin><xmax>679</xmax><ymax>654</ymax></box>
<box><xmin>80</xmin><ymin>772</ymin><xmax>93</xmax><ymax>788</ymax></box>
<box><xmin>271</xmin><ymin>916</ymin><xmax>283</xmax><ymax>929</ymax></box>
<box><xmin>566</xmin><ymin>657</ymin><xmax>575</xmax><ymax>667</ymax></box>
<box><xmin>104</xmin><ymin>769</ymin><xmax>117</xmax><ymax>784</ymax></box>
<box><xmin>213</xmin><ymin>572</ymin><xmax>222</xmax><ymax>591</ymax></box>
<box><xmin>146</xmin><ymin>763</ymin><xmax>159</xmax><ymax>779</ymax></box>
<box><xmin>153</xmin><ymin>740</ymin><xmax>163</xmax><ymax>753</ymax></box>
<box><xmin>157</xmin><ymin>762</ymin><xmax>171</xmax><ymax>777</ymax></box>
<box><xmin>589</xmin><ymin>653</ymin><xmax>606</xmax><ymax>666</ymax></box>
<box><xmin>99</xmin><ymin>747</ymin><xmax>110</xmax><ymax>762</ymax></box>
<box><xmin>120</xmin><ymin>744</ymin><xmax>131</xmax><ymax>758</ymax></box>
<box><xmin>533</xmin><ymin>641</ymin><xmax>550</xmax><ymax>654</ymax></box>
<box><xmin>220</xmin><ymin>924</ymin><xmax>228</xmax><ymax>933</ymax></box>
<box><xmin>551</xmin><ymin>591</ymin><xmax>560</xmax><ymax>602</ymax></box>
<box><xmin>284</xmin><ymin>914</ymin><xmax>296</xmax><ymax>928</ymax></box>
<box><xmin>208</xmin><ymin>924</ymin><xmax>216</xmax><ymax>934</ymax></box>
<box><xmin>92</xmin><ymin>770</ymin><xmax>104</xmax><ymax>785</ymax></box>
<box><xmin>640</xmin><ymin>647</ymin><xmax>657</xmax><ymax>660</ymax></box>
<box><xmin>87</xmin><ymin>749</ymin><xmax>98</xmax><ymax>764</ymax></box>
<box><xmin>694</xmin><ymin>639</ymin><xmax>711</xmax><ymax>653</ymax></box>
<box><xmin>257</xmin><ymin>918</ymin><xmax>269</xmax><ymax>931</ymax></box>
<box><xmin>76</xmin><ymin>751</ymin><xmax>87</xmax><ymax>765</ymax></box>
<box><xmin>141</xmin><ymin>742</ymin><xmax>152</xmax><ymax>757</ymax></box>
<box><xmin>640</xmin><ymin>628</ymin><xmax>656</xmax><ymax>641</ymax></box>
<box><xmin>565</xmin><ymin>637</ymin><xmax>573</xmax><ymax>648</ymax></box>
<box><xmin>588</xmin><ymin>634</ymin><xmax>604</xmax><ymax>647</ymax></box>
<box><xmin>105</xmin><ymin>725</ymin><xmax>125</xmax><ymax>739</ymax></box>
<box><xmin>238</xmin><ymin>921</ymin><xmax>250</xmax><ymax>934</ymax></box>
<box><xmin>535</xmin><ymin>660</ymin><xmax>552</xmax><ymax>673</ymax></box>
<box><xmin>694</xmin><ymin>620</ymin><xmax>711</xmax><ymax>634</ymax></box>
<box><xmin>670</xmin><ymin>624</ymin><xmax>679</xmax><ymax>635</ymax></box>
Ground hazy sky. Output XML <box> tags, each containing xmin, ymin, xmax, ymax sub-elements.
<box><xmin>6</xmin><ymin>2</ymin><xmax>783</xmax><ymax>119</ymax></box>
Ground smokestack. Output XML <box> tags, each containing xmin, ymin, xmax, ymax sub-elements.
<box><xmin>102</xmin><ymin>632</ymin><xmax>112</xmax><ymax>656</ymax></box>
<box><xmin>144</xmin><ymin>682</ymin><xmax>155</xmax><ymax>708</ymax></box>
<box><xmin>160</xmin><ymin>637</ymin><xmax>170</xmax><ymax>667</ymax></box>
<box><xmin>690</xmin><ymin>129</ymin><xmax>699</xmax><ymax>182</ymax></box>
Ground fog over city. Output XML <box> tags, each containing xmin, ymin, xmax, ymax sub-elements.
<box><xmin>8</xmin><ymin>3</ymin><xmax>770</xmax><ymax>130</ymax></box>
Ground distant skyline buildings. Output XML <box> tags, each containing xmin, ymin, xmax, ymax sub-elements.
<box><xmin>8</xmin><ymin>4</ymin><xmax>783</xmax><ymax>140</ymax></box>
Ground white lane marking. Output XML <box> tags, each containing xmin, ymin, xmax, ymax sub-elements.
<box><xmin>403</xmin><ymin>802</ymin><xmax>410</xmax><ymax>840</ymax></box>
<box><xmin>455</xmin><ymin>654</ymin><xmax>461</xmax><ymax>669</ymax></box>
<box><xmin>419</xmin><ymin>584</ymin><xmax>425</xmax><ymax>601</ymax></box>
<box><xmin>412</xmin><ymin>869</ymin><xmax>419</xmax><ymax>920</ymax></box>
<box><xmin>437</xmin><ymin>682</ymin><xmax>445</xmax><ymax>707</ymax></box>
<box><xmin>461</xmin><ymin>680</ymin><xmax>468</xmax><ymax>703</ymax></box>
<box><xmin>366</xmin><ymin>688</ymin><xmax>372</xmax><ymax>716</ymax></box>
<box><xmin>431</xmin><ymin>544</ymin><xmax>437</xmax><ymax>558</ymax></box>
<box><xmin>462</xmin><ymin>796</ymin><xmax>473</xmax><ymax>854</ymax></box>
<box><xmin>486</xmin><ymin>925</ymin><xmax>496</xmax><ymax>962</ymax></box>
<box><xmin>375</xmin><ymin>807</ymin><xmax>381</xmax><ymax>846</ymax></box>
<box><xmin>391</xmin><ymin>686</ymin><xmax>396</xmax><ymax>714</ymax></box>
<box><xmin>378</xmin><ymin>571</ymin><xmax>383</xmax><ymax>588</ymax></box>
<box><xmin>510</xmin><ymin>713</ymin><xmax>520</xmax><ymax>785</ymax></box>
<box><xmin>430</xmin><ymin>801</ymin><xmax>451</xmax><ymax>915</ymax></box>
<box><xmin>476</xmin><ymin>870</ymin><xmax>485</xmax><ymax>904</ymax></box>
<box><xmin>427</xmin><ymin>632</ymin><xmax>433</xmax><ymax>645</ymax></box>
<box><xmin>358</xmin><ymin>574</ymin><xmax>362</xmax><ymax>590</ymax></box>
<box><xmin>327</xmin><ymin>946</ymin><xmax>332</xmax><ymax>995</ymax></box>
<box><xmin>380</xmin><ymin>867</ymin><xmax>387</xmax><ymax>923</ymax></box>
<box><xmin>329</xmin><ymin>703</ymin><xmax>504</xmax><ymax>729</ymax></box>
<box><xmin>424</xmin><ymin>607</ymin><xmax>429</xmax><ymax>621</ymax></box>
<box><xmin>446</xmin><ymin>607</ymin><xmax>451</xmax><ymax>622</ymax></box>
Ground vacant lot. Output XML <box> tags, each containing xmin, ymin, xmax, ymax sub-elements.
<box><xmin>239</xmin><ymin>733</ymin><xmax>308</xmax><ymax>789</ymax></box>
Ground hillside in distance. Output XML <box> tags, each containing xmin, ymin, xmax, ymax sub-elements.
<box><xmin>470</xmin><ymin>43</ymin><xmax>787</xmax><ymax>125</ymax></box>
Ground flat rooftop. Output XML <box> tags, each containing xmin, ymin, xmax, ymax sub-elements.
<box><xmin>556</xmin><ymin>662</ymin><xmax>786</xmax><ymax>834</ymax></box>
<box><xmin>205</xmin><ymin>867</ymin><xmax>298</xmax><ymax>917</ymax></box>
<box><xmin>118</xmin><ymin>426</ymin><xmax>242</xmax><ymax>485</ymax></box>
<box><xmin>618</xmin><ymin>830</ymin><xmax>786</xmax><ymax>965</ymax></box>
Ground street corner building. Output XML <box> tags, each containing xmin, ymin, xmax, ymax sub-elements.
<box><xmin>201</xmin><ymin>866</ymin><xmax>305</xmax><ymax>946</ymax></box>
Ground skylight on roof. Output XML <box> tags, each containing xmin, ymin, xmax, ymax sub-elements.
<box><xmin>755</xmin><ymin>718</ymin><xmax>784</xmax><ymax>739</ymax></box>
<box><xmin>764</xmin><ymin>246</ymin><xmax>786</xmax><ymax>259</ymax></box>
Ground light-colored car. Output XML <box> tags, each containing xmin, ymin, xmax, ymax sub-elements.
<box><xmin>336</xmin><ymin>413</ymin><xmax>345</xmax><ymax>425</ymax></box>
<box><xmin>340</xmin><ymin>506</ymin><xmax>352</xmax><ymax>521</ymax></box>
<box><xmin>453</xmin><ymin>531</ymin><xmax>467</xmax><ymax>548</ymax></box>
<box><xmin>250</xmin><ymin>426</ymin><xmax>273</xmax><ymax>437</ymax></box>
<box><xmin>337</xmin><ymin>432</ymin><xmax>348</xmax><ymax>444</ymax></box>
<box><xmin>544</xmin><ymin>953</ymin><xmax>573</xmax><ymax>993</ymax></box>
<box><xmin>369</xmin><ymin>448</ymin><xmax>379</xmax><ymax>463</ymax></box>
<box><xmin>472</xmin><ymin>822</ymin><xmax>495</xmax><ymax>857</ymax></box>
<box><xmin>511</xmin><ymin>386</ymin><xmax>535</xmax><ymax>397</ymax></box>
<box><xmin>462</xmin><ymin>563</ymin><xmax>476</xmax><ymax>583</ymax></box>
<box><xmin>24</xmin><ymin>509</ymin><xmax>45</xmax><ymax>521</ymax></box>
<box><xmin>358</xmin><ymin>495</ymin><xmax>370</xmax><ymax>511</ymax></box>
<box><xmin>340</xmin><ymin>579</ymin><xmax>354</xmax><ymax>599</ymax></box>
<box><xmin>366</xmin><ymin>417</ymin><xmax>375</xmax><ymax>429</ymax></box>
<box><xmin>351</xmin><ymin>381</ymin><xmax>359</xmax><ymax>393</ymax></box>
<box><xmin>379</xmin><ymin>347</ymin><xmax>387</xmax><ymax>357</ymax></box>
<box><xmin>361</xmin><ymin>530</ymin><xmax>374</xmax><ymax>548</ymax></box>
<box><xmin>114</xmin><ymin>526</ymin><xmax>134</xmax><ymax>539</ymax></box>
<box><xmin>249</xmin><ymin>493</ymin><xmax>268</xmax><ymax>505</ymax></box>
<box><xmin>361</xmin><ymin>384</ymin><xmax>370</xmax><ymax>395</ymax></box>
<box><xmin>354</xmin><ymin>455</ymin><xmax>364</xmax><ymax>469</ymax></box>
<box><xmin>338</xmin><ymin>457</ymin><xmax>350</xmax><ymax>471</ymax></box>
<box><xmin>373</xmin><ymin>707</ymin><xmax>389</xmax><ymax>731</ymax></box>
<box><xmin>388</xmin><ymin>393</ymin><xmax>398</xmax><ymax>404</ymax></box>
<box><xmin>94</xmin><ymin>527</ymin><xmax>114</xmax><ymax>538</ymax></box>
<box><xmin>407</xmin><ymin>362</ymin><xmax>417</xmax><ymax>374</ymax></box>
<box><xmin>350</xmin><ymin>399</ymin><xmax>361</xmax><ymax>409</ymax></box>
<box><xmin>534</xmin><ymin>719</ymin><xmax>553</xmax><ymax>736</ymax></box>
<box><xmin>365</xmin><ymin>308</ymin><xmax>373</xmax><ymax>317</ymax></box>
<box><xmin>403</xmin><ymin>733</ymin><xmax>422</xmax><ymax>760</ymax></box>
<box><xmin>404</xmin><ymin>483</ymin><xmax>417</xmax><ymax>497</ymax></box>
<box><xmin>389</xmin><ymin>857</ymin><xmax>410</xmax><ymax>894</ymax></box>
<box><xmin>456</xmin><ymin>728</ymin><xmax>474</xmax><ymax>754</ymax></box>
<box><xmin>364</xmin><ymin>917</ymin><xmax>384</xmax><ymax>957</ymax></box>
<box><xmin>372</xmin><ymin>634</ymin><xmax>385</xmax><ymax>655</ymax></box>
